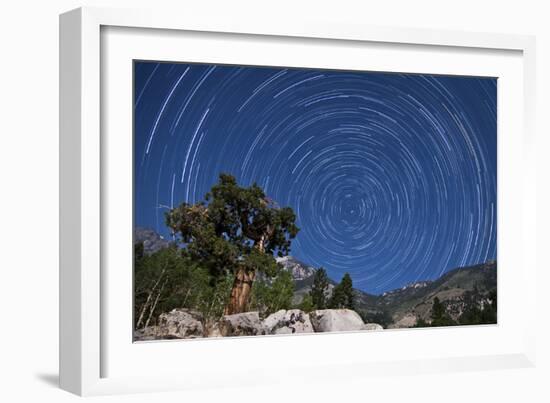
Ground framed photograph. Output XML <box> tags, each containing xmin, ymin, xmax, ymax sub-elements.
<box><xmin>60</xmin><ymin>7</ymin><xmax>537</xmax><ymax>396</ymax></box>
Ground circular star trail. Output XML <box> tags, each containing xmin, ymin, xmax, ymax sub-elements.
<box><xmin>134</xmin><ymin>61</ymin><xmax>497</xmax><ymax>294</ymax></box>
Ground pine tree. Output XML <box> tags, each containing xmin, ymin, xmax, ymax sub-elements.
<box><xmin>431</xmin><ymin>297</ymin><xmax>445</xmax><ymax>320</ymax></box>
<box><xmin>309</xmin><ymin>267</ymin><xmax>329</xmax><ymax>309</ymax></box>
<box><xmin>329</xmin><ymin>273</ymin><xmax>354</xmax><ymax>309</ymax></box>
<box><xmin>340</xmin><ymin>273</ymin><xmax>354</xmax><ymax>309</ymax></box>
<box><xmin>298</xmin><ymin>293</ymin><xmax>315</xmax><ymax>313</ymax></box>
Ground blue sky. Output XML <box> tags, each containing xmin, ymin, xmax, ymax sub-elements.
<box><xmin>134</xmin><ymin>61</ymin><xmax>497</xmax><ymax>294</ymax></box>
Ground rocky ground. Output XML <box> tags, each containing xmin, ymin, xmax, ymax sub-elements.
<box><xmin>134</xmin><ymin>308</ymin><xmax>383</xmax><ymax>341</ymax></box>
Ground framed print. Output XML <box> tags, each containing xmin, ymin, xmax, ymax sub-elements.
<box><xmin>132</xmin><ymin>61</ymin><xmax>497</xmax><ymax>341</ymax></box>
<box><xmin>59</xmin><ymin>7</ymin><xmax>537</xmax><ymax>396</ymax></box>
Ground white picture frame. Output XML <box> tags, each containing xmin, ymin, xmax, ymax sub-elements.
<box><xmin>59</xmin><ymin>6</ymin><xmax>537</xmax><ymax>396</ymax></box>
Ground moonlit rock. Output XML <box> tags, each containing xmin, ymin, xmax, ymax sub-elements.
<box><xmin>263</xmin><ymin>309</ymin><xmax>314</xmax><ymax>334</ymax></box>
<box><xmin>156</xmin><ymin>308</ymin><xmax>204</xmax><ymax>339</ymax></box>
<box><xmin>220</xmin><ymin>311</ymin><xmax>265</xmax><ymax>337</ymax></box>
<box><xmin>363</xmin><ymin>323</ymin><xmax>383</xmax><ymax>331</ymax></box>
<box><xmin>309</xmin><ymin>309</ymin><xmax>366</xmax><ymax>332</ymax></box>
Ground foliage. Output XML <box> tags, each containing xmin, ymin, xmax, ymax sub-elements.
<box><xmin>413</xmin><ymin>297</ymin><xmax>456</xmax><ymax>328</ymax></box>
<box><xmin>414</xmin><ymin>318</ymin><xmax>429</xmax><ymax>328</ymax></box>
<box><xmin>165</xmin><ymin>173</ymin><xmax>299</xmax><ymax>313</ymax></box>
<box><xmin>458</xmin><ymin>289</ymin><xmax>497</xmax><ymax>325</ymax></box>
<box><xmin>250</xmin><ymin>270</ymin><xmax>295</xmax><ymax>316</ymax></box>
<box><xmin>134</xmin><ymin>245</ymin><xmax>211</xmax><ymax>328</ymax></box>
<box><xmin>431</xmin><ymin>297</ymin><xmax>445</xmax><ymax>320</ymax></box>
<box><xmin>429</xmin><ymin>297</ymin><xmax>457</xmax><ymax>327</ymax></box>
<box><xmin>134</xmin><ymin>242</ymin><xmax>236</xmax><ymax>328</ymax></box>
<box><xmin>309</xmin><ymin>267</ymin><xmax>329</xmax><ymax>309</ymax></box>
<box><xmin>298</xmin><ymin>293</ymin><xmax>315</xmax><ymax>313</ymax></box>
<box><xmin>360</xmin><ymin>310</ymin><xmax>393</xmax><ymax>329</ymax></box>
<box><xmin>329</xmin><ymin>273</ymin><xmax>354</xmax><ymax>309</ymax></box>
<box><xmin>414</xmin><ymin>289</ymin><xmax>497</xmax><ymax>328</ymax></box>
<box><xmin>134</xmin><ymin>241</ymin><xmax>144</xmax><ymax>261</ymax></box>
<box><xmin>196</xmin><ymin>273</ymin><xmax>234</xmax><ymax>320</ymax></box>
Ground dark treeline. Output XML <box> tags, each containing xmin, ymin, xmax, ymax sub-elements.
<box><xmin>415</xmin><ymin>290</ymin><xmax>497</xmax><ymax>328</ymax></box>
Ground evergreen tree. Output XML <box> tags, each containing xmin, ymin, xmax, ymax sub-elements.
<box><xmin>431</xmin><ymin>297</ymin><xmax>445</xmax><ymax>320</ymax></box>
<box><xmin>298</xmin><ymin>293</ymin><xmax>315</xmax><ymax>313</ymax></box>
<box><xmin>250</xmin><ymin>270</ymin><xmax>294</xmax><ymax>316</ymax></box>
<box><xmin>166</xmin><ymin>173</ymin><xmax>299</xmax><ymax>314</ymax></box>
<box><xmin>268</xmin><ymin>270</ymin><xmax>295</xmax><ymax>313</ymax></box>
<box><xmin>458</xmin><ymin>305</ymin><xmax>483</xmax><ymax>325</ymax></box>
<box><xmin>430</xmin><ymin>296</ymin><xmax>457</xmax><ymax>327</ymax></box>
<box><xmin>330</xmin><ymin>273</ymin><xmax>354</xmax><ymax>309</ymax></box>
<box><xmin>309</xmin><ymin>267</ymin><xmax>329</xmax><ymax>309</ymax></box>
<box><xmin>330</xmin><ymin>286</ymin><xmax>344</xmax><ymax>309</ymax></box>
<box><xmin>341</xmin><ymin>273</ymin><xmax>355</xmax><ymax>309</ymax></box>
<box><xmin>458</xmin><ymin>289</ymin><xmax>497</xmax><ymax>325</ymax></box>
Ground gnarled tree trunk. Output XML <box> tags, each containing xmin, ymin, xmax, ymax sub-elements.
<box><xmin>224</xmin><ymin>233</ymin><xmax>269</xmax><ymax>315</ymax></box>
<box><xmin>225</xmin><ymin>267</ymin><xmax>256</xmax><ymax>315</ymax></box>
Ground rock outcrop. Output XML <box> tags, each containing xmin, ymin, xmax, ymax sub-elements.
<box><xmin>156</xmin><ymin>309</ymin><xmax>204</xmax><ymax>338</ymax></box>
<box><xmin>134</xmin><ymin>308</ymin><xmax>383</xmax><ymax>341</ymax></box>
<box><xmin>219</xmin><ymin>311</ymin><xmax>265</xmax><ymax>337</ymax></box>
<box><xmin>309</xmin><ymin>309</ymin><xmax>367</xmax><ymax>332</ymax></box>
<box><xmin>134</xmin><ymin>308</ymin><xmax>204</xmax><ymax>340</ymax></box>
<box><xmin>362</xmin><ymin>323</ymin><xmax>383</xmax><ymax>331</ymax></box>
<box><xmin>133</xmin><ymin>326</ymin><xmax>161</xmax><ymax>341</ymax></box>
<box><xmin>204</xmin><ymin>321</ymin><xmax>222</xmax><ymax>338</ymax></box>
<box><xmin>388</xmin><ymin>312</ymin><xmax>418</xmax><ymax>329</ymax></box>
<box><xmin>263</xmin><ymin>309</ymin><xmax>314</xmax><ymax>335</ymax></box>
<box><xmin>275</xmin><ymin>256</ymin><xmax>316</xmax><ymax>281</ymax></box>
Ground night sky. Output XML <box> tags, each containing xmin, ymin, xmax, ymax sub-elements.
<box><xmin>134</xmin><ymin>61</ymin><xmax>497</xmax><ymax>295</ymax></box>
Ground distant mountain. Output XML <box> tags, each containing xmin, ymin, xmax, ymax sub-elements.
<box><xmin>275</xmin><ymin>256</ymin><xmax>336</xmax><ymax>304</ymax></box>
<box><xmin>275</xmin><ymin>256</ymin><xmax>317</xmax><ymax>281</ymax></box>
<box><xmin>375</xmin><ymin>261</ymin><xmax>497</xmax><ymax>328</ymax></box>
<box><xmin>134</xmin><ymin>227</ymin><xmax>171</xmax><ymax>255</ymax></box>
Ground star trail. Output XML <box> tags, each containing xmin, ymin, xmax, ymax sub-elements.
<box><xmin>134</xmin><ymin>61</ymin><xmax>497</xmax><ymax>294</ymax></box>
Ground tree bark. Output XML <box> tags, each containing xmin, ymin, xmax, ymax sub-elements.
<box><xmin>224</xmin><ymin>267</ymin><xmax>256</xmax><ymax>315</ymax></box>
<box><xmin>224</xmin><ymin>230</ymin><xmax>270</xmax><ymax>315</ymax></box>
